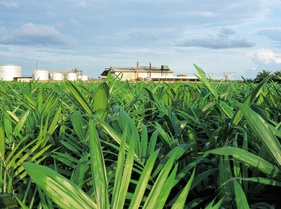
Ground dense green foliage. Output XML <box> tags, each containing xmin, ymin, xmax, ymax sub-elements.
<box><xmin>254</xmin><ymin>69</ymin><xmax>281</xmax><ymax>83</ymax></box>
<box><xmin>1</xmin><ymin>65</ymin><xmax>281</xmax><ymax>208</ymax></box>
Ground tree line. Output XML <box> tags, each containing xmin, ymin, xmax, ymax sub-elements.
<box><xmin>254</xmin><ymin>70</ymin><xmax>281</xmax><ymax>83</ymax></box>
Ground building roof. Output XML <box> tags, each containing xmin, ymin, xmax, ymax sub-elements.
<box><xmin>109</xmin><ymin>65</ymin><xmax>173</xmax><ymax>72</ymax></box>
<box><xmin>101</xmin><ymin>65</ymin><xmax>173</xmax><ymax>76</ymax></box>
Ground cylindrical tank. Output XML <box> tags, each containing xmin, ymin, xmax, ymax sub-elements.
<box><xmin>80</xmin><ymin>75</ymin><xmax>88</xmax><ymax>81</ymax></box>
<box><xmin>33</xmin><ymin>70</ymin><xmax>49</xmax><ymax>81</ymax></box>
<box><xmin>52</xmin><ymin>72</ymin><xmax>64</xmax><ymax>81</ymax></box>
<box><xmin>67</xmin><ymin>73</ymin><xmax>77</xmax><ymax>81</ymax></box>
<box><xmin>0</xmin><ymin>65</ymin><xmax>22</xmax><ymax>81</ymax></box>
<box><xmin>144</xmin><ymin>77</ymin><xmax>152</xmax><ymax>81</ymax></box>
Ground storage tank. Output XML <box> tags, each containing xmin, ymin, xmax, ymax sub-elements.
<box><xmin>52</xmin><ymin>72</ymin><xmax>64</xmax><ymax>81</ymax></box>
<box><xmin>67</xmin><ymin>72</ymin><xmax>77</xmax><ymax>81</ymax></box>
<box><xmin>80</xmin><ymin>75</ymin><xmax>89</xmax><ymax>81</ymax></box>
<box><xmin>144</xmin><ymin>77</ymin><xmax>152</xmax><ymax>81</ymax></box>
<box><xmin>0</xmin><ymin>65</ymin><xmax>22</xmax><ymax>81</ymax></box>
<box><xmin>33</xmin><ymin>70</ymin><xmax>49</xmax><ymax>81</ymax></box>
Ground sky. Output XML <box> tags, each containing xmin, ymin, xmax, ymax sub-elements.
<box><xmin>1</xmin><ymin>0</ymin><xmax>281</xmax><ymax>79</ymax></box>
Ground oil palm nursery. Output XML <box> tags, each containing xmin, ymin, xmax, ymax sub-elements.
<box><xmin>1</xmin><ymin>65</ymin><xmax>281</xmax><ymax>208</ymax></box>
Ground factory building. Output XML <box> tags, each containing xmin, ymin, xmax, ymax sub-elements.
<box><xmin>100</xmin><ymin>63</ymin><xmax>174</xmax><ymax>81</ymax></box>
<box><xmin>99</xmin><ymin>63</ymin><xmax>198</xmax><ymax>82</ymax></box>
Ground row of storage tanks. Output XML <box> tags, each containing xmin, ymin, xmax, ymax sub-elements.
<box><xmin>0</xmin><ymin>65</ymin><xmax>88</xmax><ymax>81</ymax></box>
<box><xmin>33</xmin><ymin>70</ymin><xmax>89</xmax><ymax>81</ymax></box>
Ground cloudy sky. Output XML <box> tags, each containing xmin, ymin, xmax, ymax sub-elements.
<box><xmin>1</xmin><ymin>0</ymin><xmax>281</xmax><ymax>79</ymax></box>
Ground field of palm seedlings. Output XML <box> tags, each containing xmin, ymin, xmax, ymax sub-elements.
<box><xmin>1</xmin><ymin>64</ymin><xmax>281</xmax><ymax>209</ymax></box>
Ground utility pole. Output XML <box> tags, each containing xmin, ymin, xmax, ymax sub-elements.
<box><xmin>223</xmin><ymin>72</ymin><xmax>236</xmax><ymax>81</ymax></box>
<box><xmin>149</xmin><ymin>62</ymin><xmax>152</xmax><ymax>77</ymax></box>
<box><xmin>223</xmin><ymin>72</ymin><xmax>228</xmax><ymax>81</ymax></box>
<box><xmin>136</xmin><ymin>62</ymin><xmax>139</xmax><ymax>78</ymax></box>
<box><xmin>229</xmin><ymin>72</ymin><xmax>236</xmax><ymax>81</ymax></box>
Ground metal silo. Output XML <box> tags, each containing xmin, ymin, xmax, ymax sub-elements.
<box><xmin>33</xmin><ymin>70</ymin><xmax>49</xmax><ymax>81</ymax></box>
<box><xmin>67</xmin><ymin>72</ymin><xmax>77</xmax><ymax>81</ymax></box>
<box><xmin>80</xmin><ymin>75</ymin><xmax>89</xmax><ymax>81</ymax></box>
<box><xmin>0</xmin><ymin>65</ymin><xmax>22</xmax><ymax>81</ymax></box>
<box><xmin>52</xmin><ymin>72</ymin><xmax>64</xmax><ymax>81</ymax></box>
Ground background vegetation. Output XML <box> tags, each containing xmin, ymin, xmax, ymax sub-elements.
<box><xmin>254</xmin><ymin>69</ymin><xmax>281</xmax><ymax>83</ymax></box>
<box><xmin>1</xmin><ymin>65</ymin><xmax>281</xmax><ymax>208</ymax></box>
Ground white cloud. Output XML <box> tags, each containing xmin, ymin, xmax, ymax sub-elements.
<box><xmin>248</xmin><ymin>49</ymin><xmax>281</xmax><ymax>64</ymax></box>
<box><xmin>257</xmin><ymin>28</ymin><xmax>281</xmax><ymax>46</ymax></box>
<box><xmin>0</xmin><ymin>23</ymin><xmax>76</xmax><ymax>47</ymax></box>
<box><xmin>46</xmin><ymin>11</ymin><xmax>57</xmax><ymax>18</ymax></box>
<box><xmin>176</xmin><ymin>28</ymin><xmax>255</xmax><ymax>49</ymax></box>
<box><xmin>186</xmin><ymin>11</ymin><xmax>216</xmax><ymax>17</ymax></box>
<box><xmin>0</xmin><ymin>0</ymin><xmax>280</xmax><ymax>79</ymax></box>
<box><xmin>73</xmin><ymin>1</ymin><xmax>87</xmax><ymax>9</ymax></box>
<box><xmin>0</xmin><ymin>1</ymin><xmax>19</xmax><ymax>8</ymax></box>
<box><xmin>69</xmin><ymin>19</ymin><xmax>80</xmax><ymax>26</ymax></box>
<box><xmin>0</xmin><ymin>27</ymin><xmax>7</xmax><ymax>35</ymax></box>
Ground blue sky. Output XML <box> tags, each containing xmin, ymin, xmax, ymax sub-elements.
<box><xmin>1</xmin><ymin>0</ymin><xmax>281</xmax><ymax>79</ymax></box>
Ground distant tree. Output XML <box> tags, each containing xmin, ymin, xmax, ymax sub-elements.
<box><xmin>254</xmin><ymin>70</ymin><xmax>271</xmax><ymax>83</ymax></box>
<box><xmin>273</xmin><ymin>70</ymin><xmax>281</xmax><ymax>83</ymax></box>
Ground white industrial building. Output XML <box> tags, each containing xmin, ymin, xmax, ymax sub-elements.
<box><xmin>100</xmin><ymin>63</ymin><xmax>174</xmax><ymax>81</ymax></box>
<box><xmin>99</xmin><ymin>63</ymin><xmax>198</xmax><ymax>82</ymax></box>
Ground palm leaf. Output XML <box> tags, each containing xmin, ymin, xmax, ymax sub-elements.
<box><xmin>193</xmin><ymin>64</ymin><xmax>219</xmax><ymax>100</ymax></box>
<box><xmin>112</xmin><ymin>126</ymin><xmax>135</xmax><ymax>208</ymax></box>
<box><xmin>0</xmin><ymin>193</ymin><xmax>20</xmax><ymax>208</ymax></box>
<box><xmin>65</xmin><ymin>80</ymin><xmax>93</xmax><ymax>114</ymax></box>
<box><xmin>89</xmin><ymin>120</ymin><xmax>109</xmax><ymax>208</ymax></box>
<box><xmin>22</xmin><ymin>162</ymin><xmax>97</xmax><ymax>209</ymax></box>
<box><xmin>93</xmin><ymin>82</ymin><xmax>109</xmax><ymax>120</ymax></box>
<box><xmin>235</xmin><ymin>176</ymin><xmax>281</xmax><ymax>187</ymax></box>
<box><xmin>233</xmin><ymin>179</ymin><xmax>250</xmax><ymax>209</ymax></box>
<box><xmin>238</xmin><ymin>103</ymin><xmax>281</xmax><ymax>166</ymax></box>
<box><xmin>171</xmin><ymin>168</ymin><xmax>195</xmax><ymax>209</ymax></box>
<box><xmin>129</xmin><ymin>149</ymin><xmax>160</xmax><ymax>209</ymax></box>
<box><xmin>204</xmin><ymin>197</ymin><xmax>224</xmax><ymax>209</ymax></box>
<box><xmin>0</xmin><ymin>126</ymin><xmax>5</xmax><ymax>160</ymax></box>
<box><xmin>231</xmin><ymin>77</ymin><xmax>270</xmax><ymax>126</ymax></box>
<box><xmin>206</xmin><ymin>147</ymin><xmax>281</xmax><ymax>179</ymax></box>
<box><xmin>143</xmin><ymin>156</ymin><xmax>175</xmax><ymax>209</ymax></box>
